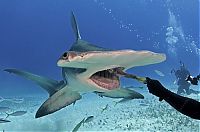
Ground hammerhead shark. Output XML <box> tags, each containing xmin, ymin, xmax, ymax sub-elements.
<box><xmin>5</xmin><ymin>12</ymin><xmax>166</xmax><ymax>118</ymax></box>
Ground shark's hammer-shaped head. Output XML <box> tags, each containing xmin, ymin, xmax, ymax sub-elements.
<box><xmin>57</xmin><ymin>50</ymin><xmax>166</xmax><ymax>91</ymax></box>
<box><xmin>57</xmin><ymin>51</ymin><xmax>121</xmax><ymax>90</ymax></box>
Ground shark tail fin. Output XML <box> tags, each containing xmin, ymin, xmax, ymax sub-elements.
<box><xmin>4</xmin><ymin>69</ymin><xmax>64</xmax><ymax>96</ymax></box>
<box><xmin>113</xmin><ymin>101</ymin><xmax>118</xmax><ymax>107</ymax></box>
<box><xmin>5</xmin><ymin>112</ymin><xmax>9</xmax><ymax>119</ymax></box>
<box><xmin>71</xmin><ymin>11</ymin><xmax>81</xmax><ymax>41</ymax></box>
<box><xmin>0</xmin><ymin>96</ymin><xmax>5</xmax><ymax>102</ymax></box>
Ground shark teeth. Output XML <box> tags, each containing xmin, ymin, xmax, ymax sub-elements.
<box><xmin>90</xmin><ymin>68</ymin><xmax>121</xmax><ymax>90</ymax></box>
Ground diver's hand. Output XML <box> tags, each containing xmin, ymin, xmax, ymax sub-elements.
<box><xmin>146</xmin><ymin>77</ymin><xmax>169</xmax><ymax>101</ymax></box>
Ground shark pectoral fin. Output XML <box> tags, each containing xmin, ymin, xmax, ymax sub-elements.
<box><xmin>94</xmin><ymin>88</ymin><xmax>144</xmax><ymax>99</ymax></box>
<box><xmin>4</xmin><ymin>68</ymin><xmax>64</xmax><ymax>96</ymax></box>
<box><xmin>35</xmin><ymin>88</ymin><xmax>81</xmax><ymax>118</ymax></box>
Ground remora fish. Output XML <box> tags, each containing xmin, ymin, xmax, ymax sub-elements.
<box><xmin>72</xmin><ymin>118</ymin><xmax>85</xmax><ymax>132</ymax></box>
<box><xmin>5</xmin><ymin>12</ymin><xmax>166</xmax><ymax>118</ymax></box>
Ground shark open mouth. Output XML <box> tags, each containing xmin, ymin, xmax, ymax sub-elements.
<box><xmin>90</xmin><ymin>68</ymin><xmax>123</xmax><ymax>90</ymax></box>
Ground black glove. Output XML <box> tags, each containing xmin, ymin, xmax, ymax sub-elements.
<box><xmin>146</xmin><ymin>77</ymin><xmax>169</xmax><ymax>101</ymax></box>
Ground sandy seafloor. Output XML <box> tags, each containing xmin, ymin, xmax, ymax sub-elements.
<box><xmin>0</xmin><ymin>87</ymin><xmax>200</xmax><ymax>132</ymax></box>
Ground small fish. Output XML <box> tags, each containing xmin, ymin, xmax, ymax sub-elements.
<box><xmin>0</xmin><ymin>97</ymin><xmax>24</xmax><ymax>104</ymax></box>
<box><xmin>139</xmin><ymin>103</ymin><xmax>149</xmax><ymax>106</ymax></box>
<box><xmin>0</xmin><ymin>107</ymin><xmax>11</xmax><ymax>113</ymax></box>
<box><xmin>72</xmin><ymin>118</ymin><xmax>85</xmax><ymax>132</ymax></box>
<box><xmin>8</xmin><ymin>98</ymin><xmax>24</xmax><ymax>104</ymax></box>
<box><xmin>84</xmin><ymin>116</ymin><xmax>94</xmax><ymax>123</ymax></box>
<box><xmin>101</xmin><ymin>104</ymin><xmax>109</xmax><ymax>113</ymax></box>
<box><xmin>154</xmin><ymin>70</ymin><xmax>165</xmax><ymax>77</ymax></box>
<box><xmin>0</xmin><ymin>118</ymin><xmax>10</xmax><ymax>123</ymax></box>
<box><xmin>114</xmin><ymin>98</ymin><xmax>133</xmax><ymax>106</ymax></box>
<box><xmin>6</xmin><ymin>111</ymin><xmax>27</xmax><ymax>118</ymax></box>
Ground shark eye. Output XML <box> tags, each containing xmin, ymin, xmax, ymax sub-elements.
<box><xmin>62</xmin><ymin>52</ymin><xmax>69</xmax><ymax>59</ymax></box>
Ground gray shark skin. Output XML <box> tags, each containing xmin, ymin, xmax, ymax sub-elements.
<box><xmin>5</xmin><ymin>11</ymin><xmax>166</xmax><ymax>118</ymax></box>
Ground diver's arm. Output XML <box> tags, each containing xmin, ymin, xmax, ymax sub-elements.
<box><xmin>146</xmin><ymin>77</ymin><xmax>200</xmax><ymax>120</ymax></box>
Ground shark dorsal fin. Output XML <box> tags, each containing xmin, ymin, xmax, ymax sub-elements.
<box><xmin>70</xmin><ymin>40</ymin><xmax>110</xmax><ymax>52</ymax></box>
<box><xmin>71</xmin><ymin>11</ymin><xmax>81</xmax><ymax>41</ymax></box>
<box><xmin>70</xmin><ymin>12</ymin><xmax>110</xmax><ymax>52</ymax></box>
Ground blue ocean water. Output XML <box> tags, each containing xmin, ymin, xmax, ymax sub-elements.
<box><xmin>0</xmin><ymin>0</ymin><xmax>199</xmax><ymax>131</ymax></box>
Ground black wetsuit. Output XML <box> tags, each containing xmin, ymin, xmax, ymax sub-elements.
<box><xmin>146</xmin><ymin>77</ymin><xmax>200</xmax><ymax>120</ymax></box>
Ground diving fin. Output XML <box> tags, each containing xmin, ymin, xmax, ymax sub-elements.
<box><xmin>4</xmin><ymin>69</ymin><xmax>65</xmax><ymax>96</ymax></box>
<box><xmin>35</xmin><ymin>88</ymin><xmax>81</xmax><ymax>118</ymax></box>
<box><xmin>94</xmin><ymin>88</ymin><xmax>144</xmax><ymax>99</ymax></box>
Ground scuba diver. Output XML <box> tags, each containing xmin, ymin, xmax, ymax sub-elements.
<box><xmin>146</xmin><ymin>77</ymin><xmax>200</xmax><ymax>120</ymax></box>
<box><xmin>171</xmin><ymin>61</ymin><xmax>199</xmax><ymax>95</ymax></box>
